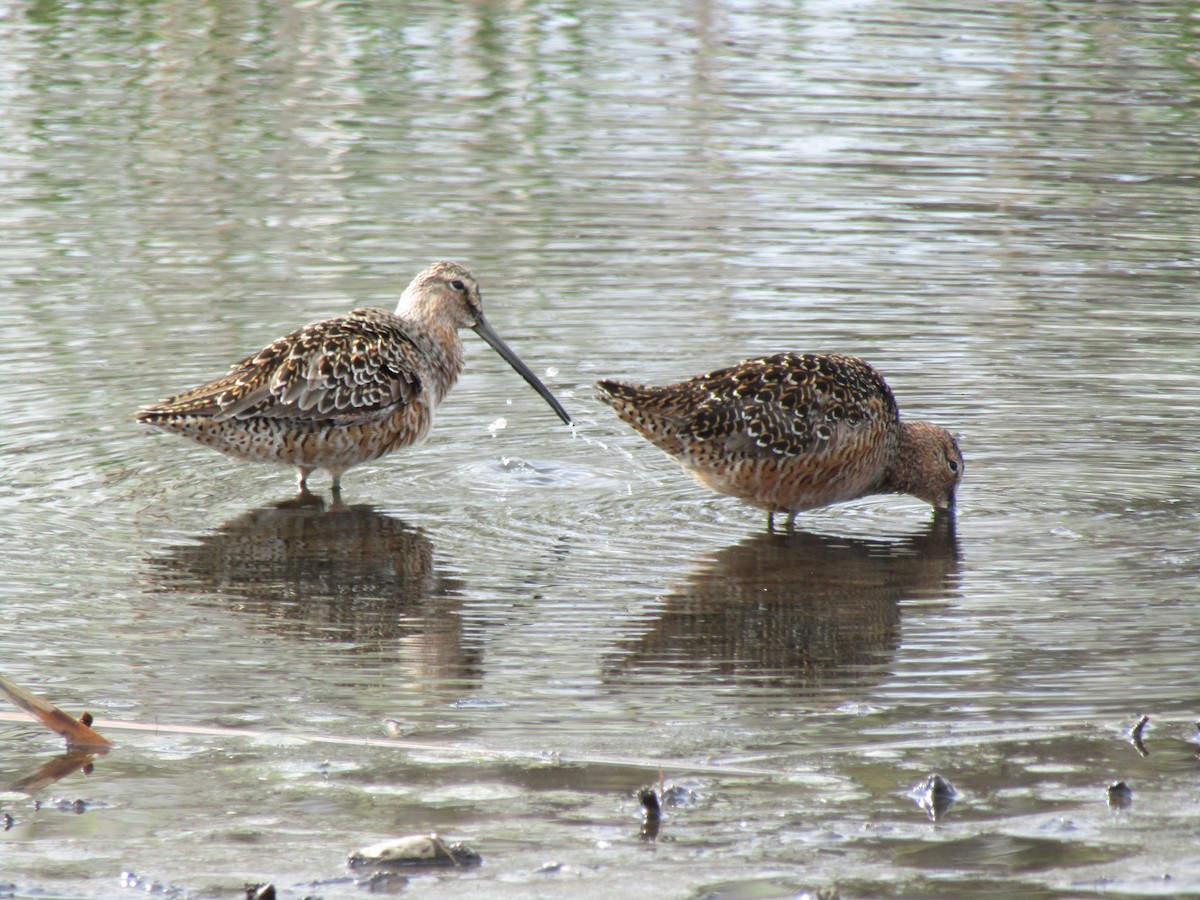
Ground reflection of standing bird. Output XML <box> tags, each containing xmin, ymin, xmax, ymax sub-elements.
<box><xmin>145</xmin><ymin>496</ymin><xmax>478</xmax><ymax>688</ymax></box>
<box><xmin>138</xmin><ymin>261</ymin><xmax>572</xmax><ymax>493</ymax></box>
<box><xmin>597</xmin><ymin>352</ymin><xmax>962</xmax><ymax>530</ymax></box>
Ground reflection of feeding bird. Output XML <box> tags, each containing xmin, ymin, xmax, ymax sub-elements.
<box><xmin>138</xmin><ymin>261</ymin><xmax>572</xmax><ymax>492</ymax></box>
<box><xmin>597</xmin><ymin>352</ymin><xmax>962</xmax><ymax>530</ymax></box>
<box><xmin>606</xmin><ymin>518</ymin><xmax>960</xmax><ymax>689</ymax></box>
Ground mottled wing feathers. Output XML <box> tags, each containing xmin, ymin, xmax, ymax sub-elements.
<box><xmin>690</xmin><ymin>353</ymin><xmax>898</xmax><ymax>458</ymax></box>
<box><xmin>599</xmin><ymin>351</ymin><xmax>960</xmax><ymax>517</ymax></box>
<box><xmin>139</xmin><ymin>309</ymin><xmax>423</xmax><ymax>426</ymax></box>
<box><xmin>594</xmin><ymin>379</ymin><xmax>691</xmax><ymax>456</ymax></box>
<box><xmin>598</xmin><ymin>353</ymin><xmax>899</xmax><ymax>462</ymax></box>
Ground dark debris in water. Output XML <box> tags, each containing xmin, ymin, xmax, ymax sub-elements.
<box><xmin>911</xmin><ymin>773</ymin><xmax>958</xmax><ymax>821</ymax></box>
<box><xmin>638</xmin><ymin>786</ymin><xmax>661</xmax><ymax>819</ymax></box>
<box><xmin>636</xmin><ymin>779</ymin><xmax>702</xmax><ymax>842</ymax></box>
<box><xmin>1107</xmin><ymin>780</ymin><xmax>1133</xmax><ymax>809</ymax></box>
<box><xmin>1120</xmin><ymin>713</ymin><xmax>1200</xmax><ymax>761</ymax></box>
<box><xmin>1129</xmin><ymin>714</ymin><xmax>1150</xmax><ymax>757</ymax></box>
<box><xmin>638</xmin><ymin>786</ymin><xmax>662</xmax><ymax>842</ymax></box>
<box><xmin>244</xmin><ymin>884</ymin><xmax>275</xmax><ymax>900</ymax></box>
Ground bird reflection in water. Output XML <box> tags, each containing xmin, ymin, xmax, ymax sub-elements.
<box><xmin>145</xmin><ymin>494</ymin><xmax>477</xmax><ymax>689</ymax></box>
<box><xmin>606</xmin><ymin>516</ymin><xmax>960</xmax><ymax>693</ymax></box>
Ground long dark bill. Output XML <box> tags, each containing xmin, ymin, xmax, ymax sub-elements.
<box><xmin>472</xmin><ymin>313</ymin><xmax>573</xmax><ymax>426</ymax></box>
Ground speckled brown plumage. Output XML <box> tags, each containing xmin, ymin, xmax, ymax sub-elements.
<box><xmin>138</xmin><ymin>261</ymin><xmax>571</xmax><ymax>492</ymax></box>
<box><xmin>596</xmin><ymin>352</ymin><xmax>962</xmax><ymax>529</ymax></box>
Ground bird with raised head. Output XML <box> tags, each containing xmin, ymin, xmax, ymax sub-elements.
<box><xmin>138</xmin><ymin>261</ymin><xmax>572</xmax><ymax>493</ymax></box>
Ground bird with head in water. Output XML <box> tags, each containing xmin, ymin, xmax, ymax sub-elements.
<box><xmin>137</xmin><ymin>261</ymin><xmax>572</xmax><ymax>493</ymax></box>
<box><xmin>596</xmin><ymin>352</ymin><xmax>962</xmax><ymax>530</ymax></box>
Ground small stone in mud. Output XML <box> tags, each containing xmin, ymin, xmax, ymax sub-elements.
<box><xmin>1107</xmin><ymin>781</ymin><xmax>1133</xmax><ymax>809</ymax></box>
<box><xmin>3</xmin><ymin>813</ymin><xmax>13</xmax><ymax>831</ymax></box>
<box><xmin>348</xmin><ymin>834</ymin><xmax>481</xmax><ymax>869</ymax></box>
<box><xmin>244</xmin><ymin>883</ymin><xmax>275</xmax><ymax>900</ymax></box>
<box><xmin>911</xmin><ymin>773</ymin><xmax>958</xmax><ymax>821</ymax></box>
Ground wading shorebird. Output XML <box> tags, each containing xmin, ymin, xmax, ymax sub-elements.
<box><xmin>138</xmin><ymin>261</ymin><xmax>572</xmax><ymax>492</ymax></box>
<box><xmin>596</xmin><ymin>352</ymin><xmax>962</xmax><ymax>530</ymax></box>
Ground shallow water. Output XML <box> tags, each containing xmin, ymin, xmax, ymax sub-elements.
<box><xmin>2</xmin><ymin>1</ymin><xmax>1199</xmax><ymax>897</ymax></box>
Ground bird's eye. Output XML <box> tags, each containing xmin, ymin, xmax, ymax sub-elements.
<box><xmin>947</xmin><ymin>459</ymin><xmax>960</xmax><ymax>474</ymax></box>
<box><xmin>449</xmin><ymin>279</ymin><xmax>467</xmax><ymax>292</ymax></box>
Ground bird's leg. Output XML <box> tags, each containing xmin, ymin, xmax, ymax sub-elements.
<box><xmin>296</xmin><ymin>466</ymin><xmax>314</xmax><ymax>492</ymax></box>
<box><xmin>769</xmin><ymin>510</ymin><xmax>797</xmax><ymax>534</ymax></box>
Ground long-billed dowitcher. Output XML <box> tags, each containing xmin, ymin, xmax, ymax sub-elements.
<box><xmin>596</xmin><ymin>352</ymin><xmax>962</xmax><ymax>530</ymax></box>
<box><xmin>138</xmin><ymin>261</ymin><xmax>572</xmax><ymax>492</ymax></box>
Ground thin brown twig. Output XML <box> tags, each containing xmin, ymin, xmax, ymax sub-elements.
<box><xmin>0</xmin><ymin>674</ymin><xmax>112</xmax><ymax>750</ymax></box>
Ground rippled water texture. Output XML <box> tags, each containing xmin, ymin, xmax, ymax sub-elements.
<box><xmin>2</xmin><ymin>2</ymin><xmax>1199</xmax><ymax>897</ymax></box>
